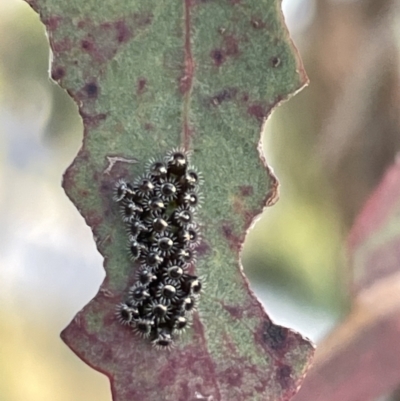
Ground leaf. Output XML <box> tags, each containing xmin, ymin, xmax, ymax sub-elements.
<box><xmin>348</xmin><ymin>160</ymin><xmax>400</xmax><ymax>295</ymax></box>
<box><xmin>293</xmin><ymin>160</ymin><xmax>400</xmax><ymax>401</ymax></box>
<box><xmin>25</xmin><ymin>0</ymin><xmax>314</xmax><ymax>400</ymax></box>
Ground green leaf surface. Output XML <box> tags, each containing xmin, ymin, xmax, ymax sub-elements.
<box><xmin>26</xmin><ymin>0</ymin><xmax>314</xmax><ymax>400</ymax></box>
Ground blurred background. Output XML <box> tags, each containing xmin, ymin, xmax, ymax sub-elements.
<box><xmin>1</xmin><ymin>0</ymin><xmax>399</xmax><ymax>400</ymax></box>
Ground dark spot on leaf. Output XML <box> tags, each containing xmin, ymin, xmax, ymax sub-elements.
<box><xmin>224</xmin><ymin>35</ymin><xmax>239</xmax><ymax>57</ymax></box>
<box><xmin>85</xmin><ymin>82</ymin><xmax>99</xmax><ymax>98</ymax></box>
<box><xmin>81</xmin><ymin>39</ymin><xmax>94</xmax><ymax>51</ymax></box>
<box><xmin>262</xmin><ymin>320</ymin><xmax>287</xmax><ymax>350</ymax></box>
<box><xmin>247</xmin><ymin>103</ymin><xmax>265</xmax><ymax>122</ymax></box>
<box><xmin>239</xmin><ymin>185</ymin><xmax>253</xmax><ymax>196</ymax></box>
<box><xmin>52</xmin><ymin>38</ymin><xmax>72</xmax><ymax>53</ymax></box>
<box><xmin>223</xmin><ymin>303</ymin><xmax>243</xmax><ymax>319</ymax></box>
<box><xmin>241</xmin><ymin>92</ymin><xmax>249</xmax><ymax>102</ymax></box>
<box><xmin>211</xmin><ymin>88</ymin><xmax>237</xmax><ymax>106</ymax></box>
<box><xmin>210</xmin><ymin>36</ymin><xmax>239</xmax><ymax>67</ymax></box>
<box><xmin>80</xmin><ymin>112</ymin><xmax>107</xmax><ymax>128</ymax></box>
<box><xmin>211</xmin><ymin>49</ymin><xmax>225</xmax><ymax>66</ymax></box>
<box><xmin>51</xmin><ymin>66</ymin><xmax>65</xmax><ymax>81</ymax></box>
<box><xmin>100</xmin><ymin>181</ymin><xmax>112</xmax><ymax>194</ymax></box>
<box><xmin>85</xmin><ymin>210</ymin><xmax>103</xmax><ymax>232</ymax></box>
<box><xmin>103</xmin><ymin>347</ymin><xmax>113</xmax><ymax>363</ymax></box>
<box><xmin>101</xmin><ymin>306</ymin><xmax>118</xmax><ymax>328</ymax></box>
<box><xmin>221</xmin><ymin>222</ymin><xmax>241</xmax><ymax>251</ymax></box>
<box><xmin>251</xmin><ymin>17</ymin><xmax>265</xmax><ymax>29</ymax></box>
<box><xmin>196</xmin><ymin>240</ymin><xmax>211</xmax><ymax>257</ymax></box>
<box><xmin>276</xmin><ymin>365</ymin><xmax>293</xmax><ymax>389</ymax></box>
<box><xmin>271</xmin><ymin>56</ymin><xmax>281</xmax><ymax>68</ymax></box>
<box><xmin>144</xmin><ymin>123</ymin><xmax>153</xmax><ymax>130</ymax></box>
<box><xmin>222</xmin><ymin>223</ymin><xmax>232</xmax><ymax>237</ymax></box>
<box><xmin>79</xmin><ymin>149</ymin><xmax>90</xmax><ymax>161</ymax></box>
<box><xmin>137</xmin><ymin>78</ymin><xmax>147</xmax><ymax>95</ymax></box>
<box><xmin>115</xmin><ymin>20</ymin><xmax>132</xmax><ymax>43</ymax></box>
<box><xmin>133</xmin><ymin>11</ymin><xmax>153</xmax><ymax>27</ymax></box>
<box><xmin>45</xmin><ymin>15</ymin><xmax>62</xmax><ymax>31</ymax></box>
<box><xmin>75</xmin><ymin>15</ymin><xmax>153</xmax><ymax>67</ymax></box>
<box><xmin>62</xmin><ymin>166</ymin><xmax>75</xmax><ymax>191</ymax></box>
<box><xmin>78</xmin><ymin>188</ymin><xmax>89</xmax><ymax>197</ymax></box>
<box><xmin>222</xmin><ymin>366</ymin><xmax>243</xmax><ymax>388</ymax></box>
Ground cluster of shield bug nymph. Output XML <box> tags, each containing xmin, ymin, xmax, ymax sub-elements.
<box><xmin>113</xmin><ymin>148</ymin><xmax>203</xmax><ymax>350</ymax></box>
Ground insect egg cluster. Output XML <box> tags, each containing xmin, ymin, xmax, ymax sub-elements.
<box><xmin>113</xmin><ymin>148</ymin><xmax>203</xmax><ymax>349</ymax></box>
